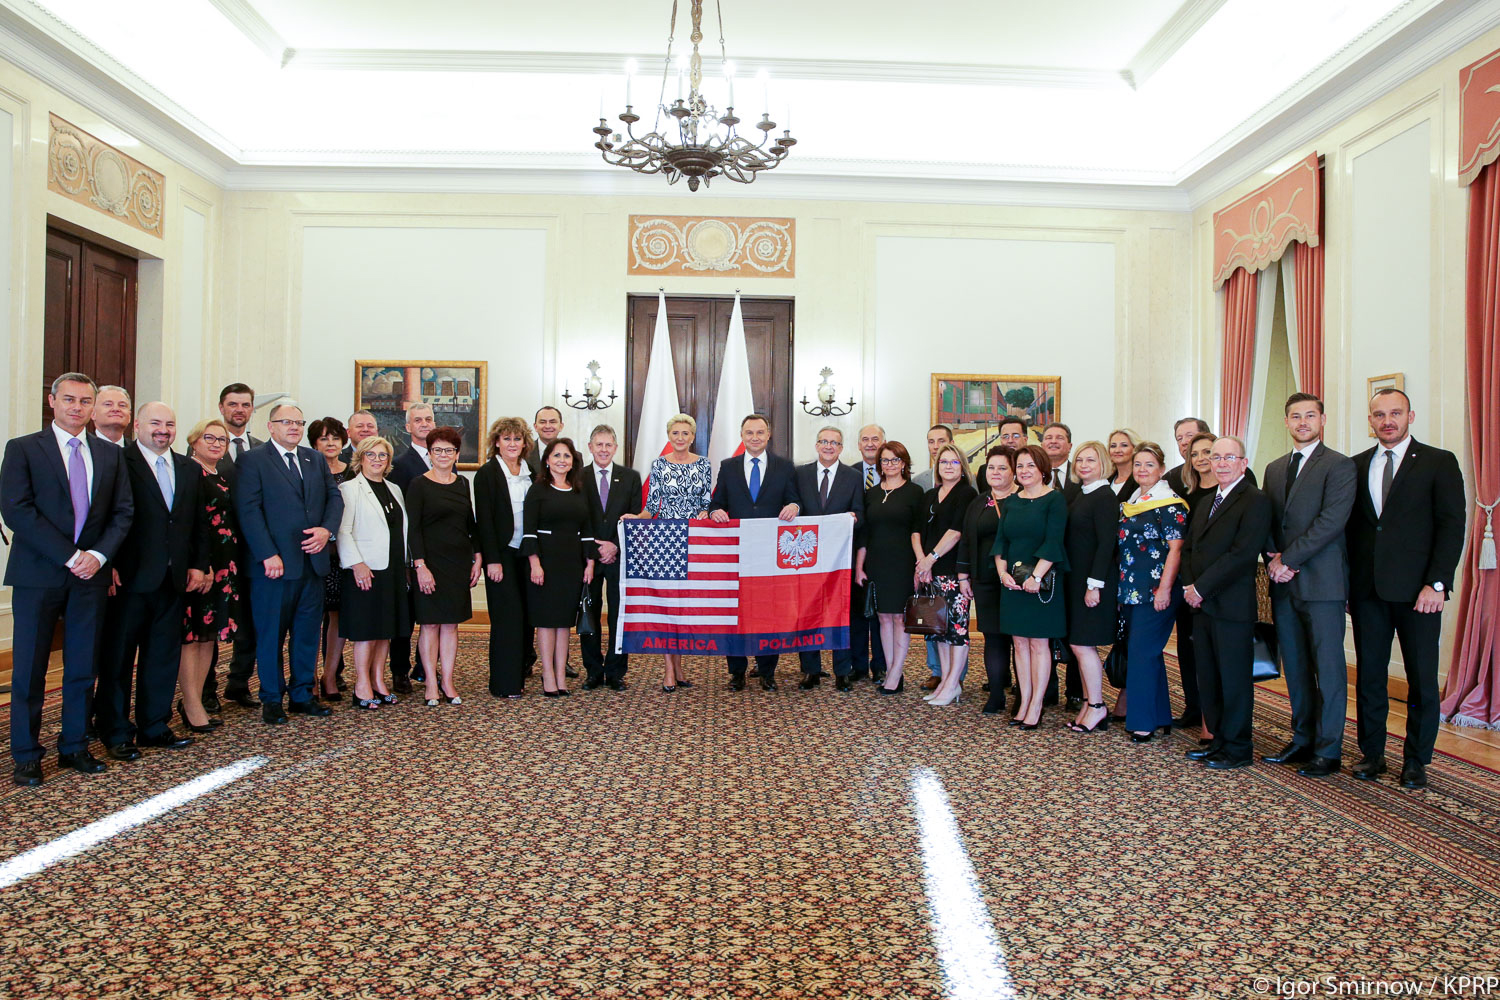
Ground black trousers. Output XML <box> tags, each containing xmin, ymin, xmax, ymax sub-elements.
<box><xmin>848</xmin><ymin>580</ymin><xmax>885</xmax><ymax>678</ymax></box>
<box><xmin>1043</xmin><ymin>643</ymin><xmax>1081</xmax><ymax>702</ymax></box>
<box><xmin>9</xmin><ymin>583</ymin><xmax>105</xmax><ymax>762</ymax></box>
<box><xmin>484</xmin><ymin>548</ymin><xmax>528</xmax><ymax>696</ymax></box>
<box><xmin>98</xmin><ymin>578</ymin><xmax>185</xmax><ymax>745</ymax></box>
<box><xmin>1193</xmin><ymin>613</ymin><xmax>1255</xmax><ymax>761</ymax></box>
<box><xmin>580</xmin><ymin>559</ymin><xmax>627</xmax><ymax>680</ymax></box>
<box><xmin>1173</xmin><ymin>602</ymin><xmax>1203</xmax><ymax>723</ymax></box>
<box><xmin>1273</xmin><ymin>592</ymin><xmax>1348</xmax><ymax>759</ymax></box>
<box><xmin>982</xmin><ymin>631</ymin><xmax>1012</xmax><ymax>708</ymax></box>
<box><xmin>728</xmin><ymin>655</ymin><xmax>778</xmax><ymax>678</ymax></box>
<box><xmin>389</xmin><ymin>579</ymin><xmax>420</xmax><ymax>681</ymax></box>
<box><xmin>204</xmin><ymin>567</ymin><xmax>256</xmax><ymax>698</ymax></box>
<box><xmin>1351</xmin><ymin>596</ymin><xmax>1443</xmax><ymax>766</ymax></box>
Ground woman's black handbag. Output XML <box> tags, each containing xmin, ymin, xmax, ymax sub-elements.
<box><xmin>904</xmin><ymin>584</ymin><xmax>947</xmax><ymax>636</ymax></box>
<box><xmin>1009</xmin><ymin>559</ymin><xmax>1056</xmax><ymax>602</ymax></box>
<box><xmin>576</xmin><ymin>583</ymin><xmax>596</xmax><ymax>635</ymax></box>
<box><xmin>1104</xmin><ymin>607</ymin><xmax>1129</xmax><ymax>688</ymax></box>
<box><xmin>863</xmin><ymin>580</ymin><xmax>878</xmax><ymax>619</ymax></box>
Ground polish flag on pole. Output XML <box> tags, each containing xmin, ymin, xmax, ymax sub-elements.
<box><xmin>632</xmin><ymin>290</ymin><xmax>682</xmax><ymax>502</ymax></box>
<box><xmin>706</xmin><ymin>291</ymin><xmax>755</xmax><ymax>488</ymax></box>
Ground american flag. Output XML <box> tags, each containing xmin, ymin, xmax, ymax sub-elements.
<box><xmin>620</xmin><ymin>519</ymin><xmax>741</xmax><ymax>633</ymax></box>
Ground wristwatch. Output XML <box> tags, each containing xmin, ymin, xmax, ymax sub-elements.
<box><xmin>1432</xmin><ymin>582</ymin><xmax>1446</xmax><ymax>593</ymax></box>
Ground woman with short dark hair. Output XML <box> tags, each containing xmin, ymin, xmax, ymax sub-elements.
<box><xmin>309</xmin><ymin>416</ymin><xmax>351</xmax><ymax>699</ymax></box>
<box><xmin>522</xmin><ymin>437</ymin><xmax>597</xmax><ymax>697</ymax></box>
<box><xmin>474</xmin><ymin>416</ymin><xmax>535</xmax><ymax>698</ymax></box>
<box><xmin>857</xmin><ymin>441</ymin><xmax>925</xmax><ymax>694</ymax></box>
<box><xmin>958</xmin><ymin>446</ymin><xmax>1017</xmax><ymax>715</ymax></box>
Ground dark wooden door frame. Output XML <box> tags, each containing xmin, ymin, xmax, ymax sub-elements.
<box><xmin>43</xmin><ymin>225</ymin><xmax>138</xmax><ymax>424</ymax></box>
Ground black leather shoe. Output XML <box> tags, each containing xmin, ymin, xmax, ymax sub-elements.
<box><xmin>1352</xmin><ymin>758</ymin><xmax>1387</xmax><ymax>781</ymax></box>
<box><xmin>262</xmin><ymin>703</ymin><xmax>289</xmax><ymax>725</ymax></box>
<box><xmin>412</xmin><ymin>670</ymin><xmax>427</xmax><ymax>683</ymax></box>
<box><xmin>749</xmin><ymin>665</ymin><xmax>761</xmax><ymax>678</ymax></box>
<box><xmin>224</xmin><ymin>689</ymin><xmax>257</xmax><ymax>709</ymax></box>
<box><xmin>1399</xmin><ymin>760</ymin><xmax>1428</xmax><ymax>789</ymax></box>
<box><xmin>12</xmin><ymin>761</ymin><xmax>43</xmax><ymax>786</ymax></box>
<box><xmin>1173</xmin><ymin>714</ymin><xmax>1202</xmax><ymax>729</ymax></box>
<box><xmin>287</xmin><ymin>700</ymin><xmax>333</xmax><ymax>717</ymax></box>
<box><xmin>799</xmin><ymin>674</ymin><xmax>820</xmax><ymax>690</ymax></box>
<box><xmin>564</xmin><ymin>666</ymin><xmax>579</xmax><ymax>679</ymax></box>
<box><xmin>139</xmin><ymin>730</ymin><xmax>194</xmax><ymax>750</ymax></box>
<box><xmin>201</xmin><ymin>693</ymin><xmax>223</xmax><ymax>714</ymax></box>
<box><xmin>392</xmin><ymin>676</ymin><xmax>413</xmax><ymax>694</ymax></box>
<box><xmin>605</xmin><ymin>678</ymin><xmax>627</xmax><ymax>691</ymax></box>
<box><xmin>729</xmin><ymin>675</ymin><xmax>746</xmax><ymax>691</ymax></box>
<box><xmin>1185</xmin><ymin>747</ymin><xmax>1215</xmax><ymax>760</ymax></box>
<box><xmin>1065</xmin><ymin>696</ymin><xmax>1084</xmax><ymax>712</ymax></box>
<box><xmin>871</xmin><ymin>671</ymin><xmax>886</xmax><ymax>685</ymax></box>
<box><xmin>59</xmin><ymin>750</ymin><xmax>107</xmax><ymax>773</ymax></box>
<box><xmin>1297</xmin><ymin>756</ymin><xmax>1341</xmax><ymax>778</ymax></box>
<box><xmin>1205</xmin><ymin>756</ymin><xmax>1252</xmax><ymax>770</ymax></box>
<box><xmin>106</xmin><ymin>743</ymin><xmax>142</xmax><ymax>761</ymax></box>
<box><xmin>1262</xmin><ymin>742</ymin><xmax>1314</xmax><ymax>765</ymax></box>
<box><xmin>760</xmin><ymin>676</ymin><xmax>778</xmax><ymax>691</ymax></box>
<box><xmin>584</xmin><ymin>674</ymin><xmax>605</xmax><ymax>690</ymax></box>
<box><xmin>835</xmin><ymin>676</ymin><xmax>853</xmax><ymax>692</ymax></box>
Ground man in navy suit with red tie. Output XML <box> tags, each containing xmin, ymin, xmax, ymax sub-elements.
<box><xmin>1</xmin><ymin>373</ymin><xmax>134</xmax><ymax>785</ymax></box>
<box><xmin>709</xmin><ymin>414</ymin><xmax>801</xmax><ymax>690</ymax></box>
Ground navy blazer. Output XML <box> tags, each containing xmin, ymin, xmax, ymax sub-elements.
<box><xmin>709</xmin><ymin>452</ymin><xmax>801</xmax><ymax>519</ymax></box>
<box><xmin>795</xmin><ymin>461</ymin><xmax>865</xmax><ymax>528</ymax></box>
<box><xmin>233</xmin><ymin>442</ymin><xmax>344</xmax><ymax>580</ymax></box>
<box><xmin>0</xmin><ymin>429</ymin><xmax>134</xmax><ymax>589</ymax></box>
<box><xmin>389</xmin><ymin>447</ymin><xmax>428</xmax><ymax>493</ymax></box>
<box><xmin>1347</xmin><ymin>438</ymin><xmax>1466</xmax><ymax>603</ymax></box>
<box><xmin>113</xmin><ymin>446</ymin><xmax>212</xmax><ymax>593</ymax></box>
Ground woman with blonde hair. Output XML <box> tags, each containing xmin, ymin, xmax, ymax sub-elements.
<box><xmin>1063</xmin><ymin>440</ymin><xmax>1120</xmax><ymax>733</ymax></box>
<box><xmin>1107</xmin><ymin>428</ymin><xmax>1142</xmax><ymax>500</ymax></box>
<box><xmin>178</xmin><ymin>418</ymin><xmax>241</xmax><ymax>732</ymax></box>
<box><xmin>475</xmin><ymin>416</ymin><xmax>536</xmax><ymax>697</ymax></box>
<box><xmin>624</xmin><ymin>412</ymin><xmax>712</xmax><ymax>692</ymax></box>
<box><xmin>337</xmin><ymin>436</ymin><xmax>409</xmax><ymax>708</ymax></box>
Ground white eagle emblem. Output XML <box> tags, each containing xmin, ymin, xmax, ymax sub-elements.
<box><xmin>777</xmin><ymin>526</ymin><xmax>819</xmax><ymax>569</ymax></box>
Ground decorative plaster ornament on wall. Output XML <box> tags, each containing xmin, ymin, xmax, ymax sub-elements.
<box><xmin>629</xmin><ymin>215</ymin><xmax>794</xmax><ymax>276</ymax></box>
<box><xmin>47</xmin><ymin>114</ymin><xmax>165</xmax><ymax>238</ymax></box>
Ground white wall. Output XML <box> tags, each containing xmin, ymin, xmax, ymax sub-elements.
<box><xmin>873</xmin><ymin>235</ymin><xmax>1118</xmax><ymax>453</ymax></box>
<box><xmin>177</xmin><ymin>205</ymin><xmax>207</xmax><ymax>416</ymax></box>
<box><xmin>298</xmin><ymin>226</ymin><xmax>548</xmax><ymax>434</ymax></box>
<box><xmin>1348</xmin><ymin>120</ymin><xmax>1432</xmax><ymax>443</ymax></box>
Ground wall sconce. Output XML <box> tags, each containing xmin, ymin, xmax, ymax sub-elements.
<box><xmin>562</xmin><ymin>360</ymin><xmax>617</xmax><ymax>411</ymax></box>
<box><xmin>800</xmin><ymin>367</ymin><xmax>856</xmax><ymax>417</ymax></box>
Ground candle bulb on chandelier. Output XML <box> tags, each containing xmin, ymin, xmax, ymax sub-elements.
<box><xmin>758</xmin><ymin>69</ymin><xmax>769</xmax><ymax>116</ymax></box>
<box><xmin>625</xmin><ymin>58</ymin><xmax>637</xmax><ymax>108</ymax></box>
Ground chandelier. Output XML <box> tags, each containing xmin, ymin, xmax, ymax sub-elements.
<box><xmin>592</xmin><ymin>0</ymin><xmax>797</xmax><ymax>190</ymax></box>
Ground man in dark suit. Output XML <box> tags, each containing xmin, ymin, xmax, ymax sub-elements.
<box><xmin>204</xmin><ymin>382</ymin><xmax>263</xmax><ymax>711</ymax></box>
<box><xmin>524</xmin><ymin>406</ymin><xmax>565</xmax><ymax>478</ymax></box>
<box><xmin>234</xmin><ymin>401</ymin><xmax>344</xmax><ymax>724</ymax></box>
<box><xmin>92</xmin><ymin>385</ymin><xmax>132</xmax><ymax>447</ymax></box>
<box><xmin>1164</xmin><ymin>417</ymin><xmax>1211</xmax><ymax>497</ymax></box>
<box><xmin>796</xmin><ymin>427</ymin><xmax>864</xmax><ymax>692</ymax></box>
<box><xmin>387</xmin><ymin>402</ymin><xmax>436</xmax><ymax>689</ymax></box>
<box><xmin>1</xmin><ymin>373</ymin><xmax>133</xmax><ymax>784</ymax></box>
<box><xmin>581</xmin><ymin>425</ymin><xmax>643</xmax><ymax>689</ymax></box>
<box><xmin>338</xmin><ymin>409</ymin><xmax>378</xmax><ymax>464</ymax></box>
<box><xmin>1040</xmin><ymin>422</ymin><xmax>1082</xmax><ymax>709</ymax></box>
<box><xmin>97</xmin><ymin>402</ymin><xmax>211</xmax><ymax>758</ymax></box>
<box><xmin>1180</xmin><ymin>436</ymin><xmax>1273</xmax><ymax>770</ymax></box>
<box><xmin>847</xmin><ymin>424</ymin><xmax>886</xmax><ymax>682</ymax></box>
<box><xmin>1261</xmin><ymin>393</ymin><xmax>1356</xmax><ymax>777</ymax></box>
<box><xmin>709</xmin><ymin>413</ymin><xmax>802</xmax><ymax>690</ymax></box>
<box><xmin>1346</xmin><ymin>388</ymin><xmax>1466</xmax><ymax>789</ymax></box>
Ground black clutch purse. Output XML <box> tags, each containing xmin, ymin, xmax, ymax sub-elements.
<box><xmin>1009</xmin><ymin>560</ymin><xmax>1057</xmax><ymax>602</ymax></box>
<box><xmin>863</xmin><ymin>580</ymin><xmax>878</xmax><ymax>619</ymax></box>
<box><xmin>1104</xmin><ymin>607</ymin><xmax>1129</xmax><ymax>688</ymax></box>
<box><xmin>576</xmin><ymin>583</ymin><xmax>596</xmax><ymax>635</ymax></box>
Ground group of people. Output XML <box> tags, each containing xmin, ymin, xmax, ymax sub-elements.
<box><xmin>1</xmin><ymin>374</ymin><xmax>1466</xmax><ymax>792</ymax></box>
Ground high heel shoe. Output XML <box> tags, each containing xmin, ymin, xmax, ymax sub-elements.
<box><xmin>662</xmin><ymin>685</ymin><xmax>676</xmax><ymax>693</ymax></box>
<box><xmin>928</xmin><ymin>689</ymin><xmax>960</xmax><ymax>707</ymax></box>
<box><xmin>1067</xmin><ymin>702</ymin><xmax>1110</xmax><ymax>734</ymax></box>
<box><xmin>444</xmin><ymin>695</ymin><xmax>462</xmax><ymax>706</ymax></box>
<box><xmin>877</xmin><ymin>678</ymin><xmax>904</xmax><ymax>695</ymax></box>
<box><xmin>542</xmin><ymin>690</ymin><xmax>561</xmax><ymax>699</ymax></box>
<box><xmin>1018</xmin><ymin>718</ymin><xmax>1040</xmax><ymax>730</ymax></box>
<box><xmin>1130</xmin><ymin>731</ymin><xmax>1155</xmax><ymax>743</ymax></box>
<box><xmin>350</xmin><ymin>693</ymin><xmax>380</xmax><ymax>710</ymax></box>
<box><xmin>675</xmin><ymin>679</ymin><xmax>693</xmax><ymax>688</ymax></box>
<box><xmin>176</xmin><ymin>701</ymin><xmax>215</xmax><ymax>734</ymax></box>
<box><xmin>378</xmin><ymin>692</ymin><xmax>398</xmax><ymax>705</ymax></box>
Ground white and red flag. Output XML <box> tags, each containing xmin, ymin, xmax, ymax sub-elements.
<box><xmin>632</xmin><ymin>290</ymin><xmax>682</xmax><ymax>503</ymax></box>
<box><xmin>705</xmin><ymin>292</ymin><xmax>755</xmax><ymax>488</ymax></box>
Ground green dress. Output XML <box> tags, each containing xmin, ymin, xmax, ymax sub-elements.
<box><xmin>991</xmin><ymin>489</ymin><xmax>1070</xmax><ymax>639</ymax></box>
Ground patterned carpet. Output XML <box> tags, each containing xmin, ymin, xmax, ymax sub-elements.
<box><xmin>1</xmin><ymin>634</ymin><xmax>1497</xmax><ymax>999</ymax></box>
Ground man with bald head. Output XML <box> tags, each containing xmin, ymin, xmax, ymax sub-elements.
<box><xmin>93</xmin><ymin>386</ymin><xmax>132</xmax><ymax>446</ymax></box>
<box><xmin>98</xmin><ymin>401</ymin><xmax>212</xmax><ymax>757</ymax></box>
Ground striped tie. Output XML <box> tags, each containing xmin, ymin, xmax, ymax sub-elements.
<box><xmin>865</xmin><ymin>464</ymin><xmax>876</xmax><ymax>488</ymax></box>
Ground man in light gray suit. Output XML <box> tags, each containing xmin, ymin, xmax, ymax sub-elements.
<box><xmin>1261</xmin><ymin>392</ymin><xmax>1356</xmax><ymax>777</ymax></box>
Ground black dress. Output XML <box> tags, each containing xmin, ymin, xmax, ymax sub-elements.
<box><xmin>957</xmin><ymin>492</ymin><xmax>1006</xmax><ymax>634</ymax></box>
<box><xmin>521</xmin><ymin>483</ymin><xmax>597</xmax><ymax>628</ymax></box>
<box><xmin>407</xmin><ymin>474</ymin><xmax>478</xmax><ymax>626</ymax></box>
<box><xmin>182</xmin><ymin>466</ymin><xmax>241</xmax><ymax>644</ymax></box>
<box><xmin>922</xmin><ymin>481</ymin><xmax>979</xmax><ymax>644</ymax></box>
<box><xmin>341</xmin><ymin>479</ymin><xmax>412</xmax><ymax>642</ymax></box>
<box><xmin>860</xmin><ymin>481</ymin><xmax>925</xmax><ymax>614</ymax></box>
<box><xmin>1064</xmin><ymin>482</ymin><xmax>1121</xmax><ymax>646</ymax></box>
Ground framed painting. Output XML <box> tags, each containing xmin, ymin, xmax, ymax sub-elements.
<box><xmin>931</xmin><ymin>373</ymin><xmax>1061</xmax><ymax>475</ymax></box>
<box><xmin>1365</xmin><ymin>372</ymin><xmax>1405</xmax><ymax>438</ymax></box>
<box><xmin>354</xmin><ymin>361</ymin><xmax>488</xmax><ymax>470</ymax></box>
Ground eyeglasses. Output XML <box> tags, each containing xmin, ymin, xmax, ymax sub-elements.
<box><xmin>816</xmin><ymin>439</ymin><xmax>842</xmax><ymax>447</ymax></box>
<box><xmin>879</xmin><ymin>457</ymin><xmax>903</xmax><ymax>466</ymax></box>
<box><xmin>1208</xmin><ymin>455</ymin><xmax>1244</xmax><ymax>464</ymax></box>
<box><xmin>270</xmin><ymin>419</ymin><xmax>306</xmax><ymax>428</ymax></box>
<box><xmin>429</xmin><ymin>447</ymin><xmax>458</xmax><ymax>457</ymax></box>
<box><xmin>938</xmin><ymin>459</ymin><xmax>963</xmax><ymax>467</ymax></box>
<box><xmin>200</xmin><ymin>434</ymin><xmax>228</xmax><ymax>445</ymax></box>
<box><xmin>366</xmin><ymin>452</ymin><xmax>390</xmax><ymax>462</ymax></box>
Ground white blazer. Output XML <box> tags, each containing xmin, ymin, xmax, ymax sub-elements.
<box><xmin>337</xmin><ymin>475</ymin><xmax>408</xmax><ymax>571</ymax></box>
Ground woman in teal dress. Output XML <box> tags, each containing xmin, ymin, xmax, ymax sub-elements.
<box><xmin>992</xmin><ymin>444</ymin><xmax>1069</xmax><ymax>729</ymax></box>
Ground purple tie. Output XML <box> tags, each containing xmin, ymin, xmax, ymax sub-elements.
<box><xmin>599</xmin><ymin>468</ymin><xmax>610</xmax><ymax>508</ymax></box>
<box><xmin>67</xmin><ymin>438</ymin><xmax>89</xmax><ymax>541</ymax></box>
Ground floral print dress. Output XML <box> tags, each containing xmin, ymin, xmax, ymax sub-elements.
<box><xmin>646</xmin><ymin>456</ymin><xmax>713</xmax><ymax>519</ymax></box>
<box><xmin>1117</xmin><ymin>481</ymin><xmax>1188</xmax><ymax>605</ymax></box>
<box><xmin>183</xmin><ymin>465</ymin><xmax>242</xmax><ymax>644</ymax></box>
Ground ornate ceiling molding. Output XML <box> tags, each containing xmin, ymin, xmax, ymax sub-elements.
<box><xmin>628</xmin><ymin>216</ymin><xmax>794</xmax><ymax>276</ymax></box>
<box><xmin>1211</xmin><ymin>153</ymin><xmax>1319</xmax><ymax>289</ymax></box>
<box><xmin>1124</xmin><ymin>0</ymin><xmax>1230</xmax><ymax>88</ymax></box>
<box><xmin>48</xmin><ymin>113</ymin><xmax>166</xmax><ymax>237</ymax></box>
<box><xmin>1460</xmin><ymin>46</ymin><xmax>1500</xmax><ymax>185</ymax></box>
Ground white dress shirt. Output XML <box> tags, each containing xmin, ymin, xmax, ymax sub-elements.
<box><xmin>501</xmin><ymin>458</ymin><xmax>531</xmax><ymax>549</ymax></box>
<box><xmin>1214</xmin><ymin>474</ymin><xmax>1246</xmax><ymax>505</ymax></box>
<box><xmin>137</xmin><ymin>440</ymin><xmax>176</xmax><ymax>500</ymax></box>
<box><xmin>98</xmin><ymin>432</ymin><xmax>127</xmax><ymax>448</ymax></box>
<box><xmin>227</xmin><ymin>430</ymin><xmax>253</xmax><ymax>459</ymax></box>
<box><xmin>743</xmin><ymin>451</ymin><xmax>768</xmax><ymax>489</ymax></box>
<box><xmin>1369</xmin><ymin>435</ymin><xmax>1412</xmax><ymax>518</ymax></box>
<box><xmin>51</xmin><ymin>422</ymin><xmax>105</xmax><ymax>568</ymax></box>
<box><xmin>1049</xmin><ymin>460</ymin><xmax>1071</xmax><ymax>488</ymax></box>
<box><xmin>272</xmin><ymin>439</ymin><xmax>301</xmax><ymax>476</ymax></box>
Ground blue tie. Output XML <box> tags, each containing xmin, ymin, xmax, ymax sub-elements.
<box><xmin>749</xmin><ymin>456</ymin><xmax>761</xmax><ymax>502</ymax></box>
<box><xmin>154</xmin><ymin>454</ymin><xmax>173</xmax><ymax>509</ymax></box>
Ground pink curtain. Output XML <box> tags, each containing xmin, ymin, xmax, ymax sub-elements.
<box><xmin>1294</xmin><ymin>239</ymin><xmax>1325</xmax><ymax>398</ymax></box>
<box><xmin>1219</xmin><ymin>267</ymin><xmax>1258</xmax><ymax>438</ymax></box>
<box><xmin>1443</xmin><ymin>161</ymin><xmax>1500</xmax><ymax>727</ymax></box>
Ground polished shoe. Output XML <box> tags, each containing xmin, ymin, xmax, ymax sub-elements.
<box><xmin>350</xmin><ymin>694</ymin><xmax>380</xmax><ymax>710</ymax></box>
<box><xmin>730</xmin><ymin>675</ymin><xmax>746</xmax><ymax>691</ymax></box>
<box><xmin>877</xmin><ymin>679</ymin><xmax>905</xmax><ymax>695</ymax></box>
<box><xmin>1399</xmin><ymin>760</ymin><xmax>1428</xmax><ymax>789</ymax></box>
<box><xmin>139</xmin><ymin>730</ymin><xmax>194</xmax><ymax>749</ymax></box>
<box><xmin>1262</xmin><ymin>742</ymin><xmax>1314</xmax><ymax>765</ymax></box>
<box><xmin>105</xmin><ymin>743</ymin><xmax>142</xmax><ymax>761</ymax></box>
<box><xmin>1173</xmin><ymin>714</ymin><xmax>1202</xmax><ymax>729</ymax></box>
<box><xmin>675</xmin><ymin>679</ymin><xmax>693</xmax><ymax>689</ymax></box>
<box><xmin>1205</xmin><ymin>756</ymin><xmax>1253</xmax><ymax>770</ymax></box>
<box><xmin>981</xmin><ymin>681</ymin><xmax>990</xmax><ymax>692</ymax></box>
<box><xmin>1297</xmin><ymin>756</ymin><xmax>1341</xmax><ymax>778</ymax></box>
<box><xmin>871</xmin><ymin>670</ymin><xmax>887</xmax><ymax>685</ymax></box>
<box><xmin>606</xmin><ymin>678</ymin><xmax>627</xmax><ymax>691</ymax></box>
<box><xmin>393</xmin><ymin>677</ymin><xmax>414</xmax><ymax>695</ymax></box>
<box><xmin>201</xmin><ymin>693</ymin><xmax>223</xmax><ymax>714</ymax></box>
<box><xmin>176</xmin><ymin>701</ymin><xmax>216</xmax><ymax>734</ymax></box>
<box><xmin>287</xmin><ymin>700</ymin><xmax>333</xmax><ymax>717</ymax></box>
<box><xmin>760</xmin><ymin>676</ymin><xmax>778</xmax><ymax>691</ymax></box>
<box><xmin>1198</xmin><ymin>738</ymin><xmax>1213</xmax><ymax>746</ymax></box>
<box><xmin>748</xmin><ymin>665</ymin><xmax>761</xmax><ymax>678</ymax></box>
<box><xmin>12</xmin><ymin>761</ymin><xmax>43</xmax><ymax>786</ymax></box>
<box><xmin>662</xmin><ymin>685</ymin><xmax>676</xmax><ymax>693</ymax></box>
<box><xmin>799</xmin><ymin>674</ymin><xmax>820</xmax><ymax>690</ymax></box>
<box><xmin>584</xmin><ymin>674</ymin><xmax>605</xmax><ymax>690</ymax></box>
<box><xmin>412</xmin><ymin>670</ymin><xmax>427</xmax><ymax>684</ymax></box>
<box><xmin>921</xmin><ymin>676</ymin><xmax>941</xmax><ymax>691</ymax></box>
<box><xmin>835</xmin><ymin>676</ymin><xmax>853</xmax><ymax>693</ymax></box>
<box><xmin>564</xmin><ymin>666</ymin><xmax>579</xmax><ymax>679</ymax></box>
<box><xmin>1065</xmin><ymin>696</ymin><xmax>1084</xmax><ymax>712</ymax></box>
<box><xmin>58</xmin><ymin>750</ymin><xmax>107</xmax><ymax>774</ymax></box>
<box><xmin>262</xmin><ymin>703</ymin><xmax>289</xmax><ymax>725</ymax></box>
<box><xmin>1185</xmin><ymin>747</ymin><xmax>1216</xmax><ymax>760</ymax></box>
<box><xmin>1351</xmin><ymin>758</ymin><xmax>1388</xmax><ymax>781</ymax></box>
<box><xmin>224</xmin><ymin>689</ymin><xmax>257</xmax><ymax>709</ymax></box>
<box><xmin>981</xmin><ymin>698</ymin><xmax>1006</xmax><ymax>715</ymax></box>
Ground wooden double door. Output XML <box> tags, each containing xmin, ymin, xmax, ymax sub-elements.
<box><xmin>43</xmin><ymin>227</ymin><xmax>138</xmax><ymax>423</ymax></box>
<box><xmin>624</xmin><ymin>295</ymin><xmax>794</xmax><ymax>464</ymax></box>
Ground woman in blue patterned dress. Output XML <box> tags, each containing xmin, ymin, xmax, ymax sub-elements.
<box><xmin>1117</xmin><ymin>441</ymin><xmax>1189</xmax><ymax>743</ymax></box>
<box><xmin>623</xmin><ymin>413</ymin><xmax>712</xmax><ymax>691</ymax></box>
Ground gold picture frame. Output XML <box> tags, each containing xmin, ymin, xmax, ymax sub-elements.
<box><xmin>354</xmin><ymin>360</ymin><xmax>489</xmax><ymax>470</ymax></box>
<box><xmin>1365</xmin><ymin>372</ymin><xmax>1405</xmax><ymax>438</ymax></box>
<box><xmin>932</xmin><ymin>373</ymin><xmax>1061</xmax><ymax>475</ymax></box>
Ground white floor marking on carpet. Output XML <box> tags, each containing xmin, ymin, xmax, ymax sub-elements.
<box><xmin>912</xmin><ymin>766</ymin><xmax>1016</xmax><ymax>999</ymax></box>
<box><xmin>0</xmin><ymin>755</ymin><xmax>269</xmax><ymax>890</ymax></box>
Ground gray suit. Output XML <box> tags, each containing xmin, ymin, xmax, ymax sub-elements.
<box><xmin>1263</xmin><ymin>441</ymin><xmax>1356</xmax><ymax>759</ymax></box>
